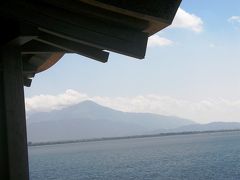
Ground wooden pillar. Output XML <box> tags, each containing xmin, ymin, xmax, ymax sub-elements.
<box><xmin>0</xmin><ymin>44</ymin><xmax>29</xmax><ymax>180</ymax></box>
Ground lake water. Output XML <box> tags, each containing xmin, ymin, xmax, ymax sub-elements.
<box><xmin>29</xmin><ymin>131</ymin><xmax>240</xmax><ymax>180</ymax></box>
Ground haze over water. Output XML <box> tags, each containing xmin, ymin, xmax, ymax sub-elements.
<box><xmin>29</xmin><ymin>131</ymin><xmax>240</xmax><ymax>180</ymax></box>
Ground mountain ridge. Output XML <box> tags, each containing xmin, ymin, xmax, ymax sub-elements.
<box><xmin>27</xmin><ymin>100</ymin><xmax>240</xmax><ymax>142</ymax></box>
<box><xmin>27</xmin><ymin>100</ymin><xmax>195</xmax><ymax>142</ymax></box>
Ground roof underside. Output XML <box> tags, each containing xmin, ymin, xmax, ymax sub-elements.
<box><xmin>0</xmin><ymin>0</ymin><xmax>181</xmax><ymax>86</ymax></box>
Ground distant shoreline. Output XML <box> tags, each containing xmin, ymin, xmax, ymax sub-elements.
<box><xmin>28</xmin><ymin>129</ymin><xmax>240</xmax><ymax>147</ymax></box>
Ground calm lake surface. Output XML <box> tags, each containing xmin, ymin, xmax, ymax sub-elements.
<box><xmin>29</xmin><ymin>131</ymin><xmax>240</xmax><ymax>180</ymax></box>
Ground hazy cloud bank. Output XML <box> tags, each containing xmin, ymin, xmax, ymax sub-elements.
<box><xmin>26</xmin><ymin>89</ymin><xmax>240</xmax><ymax>123</ymax></box>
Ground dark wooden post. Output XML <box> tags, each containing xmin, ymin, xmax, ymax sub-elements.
<box><xmin>0</xmin><ymin>44</ymin><xmax>29</xmax><ymax>180</ymax></box>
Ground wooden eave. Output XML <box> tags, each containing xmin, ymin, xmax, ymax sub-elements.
<box><xmin>0</xmin><ymin>0</ymin><xmax>181</xmax><ymax>87</ymax></box>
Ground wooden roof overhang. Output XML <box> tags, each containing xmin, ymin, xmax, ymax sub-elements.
<box><xmin>0</xmin><ymin>1</ymin><xmax>182</xmax><ymax>179</ymax></box>
<box><xmin>0</xmin><ymin>0</ymin><xmax>181</xmax><ymax>87</ymax></box>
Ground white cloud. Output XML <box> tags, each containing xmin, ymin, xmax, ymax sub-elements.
<box><xmin>148</xmin><ymin>35</ymin><xmax>173</xmax><ymax>47</ymax></box>
<box><xmin>147</xmin><ymin>8</ymin><xmax>203</xmax><ymax>48</ymax></box>
<box><xmin>228</xmin><ymin>16</ymin><xmax>240</xmax><ymax>23</ymax></box>
<box><xmin>25</xmin><ymin>89</ymin><xmax>88</xmax><ymax>112</ymax></box>
<box><xmin>171</xmin><ymin>8</ymin><xmax>203</xmax><ymax>32</ymax></box>
<box><xmin>209</xmin><ymin>43</ymin><xmax>216</xmax><ymax>48</ymax></box>
<box><xmin>26</xmin><ymin>89</ymin><xmax>240</xmax><ymax>124</ymax></box>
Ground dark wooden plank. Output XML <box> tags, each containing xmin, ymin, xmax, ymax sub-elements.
<box><xmin>0</xmin><ymin>44</ymin><xmax>29</xmax><ymax>180</ymax></box>
<box><xmin>30</xmin><ymin>0</ymin><xmax>147</xmax><ymax>42</ymax></box>
<box><xmin>0</xmin><ymin>20</ymin><xmax>38</xmax><ymax>45</ymax></box>
<box><xmin>35</xmin><ymin>53</ymin><xmax>64</xmax><ymax>73</ymax></box>
<box><xmin>21</xmin><ymin>40</ymin><xmax>67</xmax><ymax>54</ymax></box>
<box><xmin>37</xmin><ymin>31</ymin><xmax>109</xmax><ymax>63</ymax></box>
<box><xmin>0</xmin><ymin>55</ymin><xmax>10</xmax><ymax>180</ymax></box>
<box><xmin>79</xmin><ymin>0</ymin><xmax>181</xmax><ymax>35</ymax></box>
<box><xmin>23</xmin><ymin>77</ymin><xmax>32</xmax><ymax>87</ymax></box>
<box><xmin>22</xmin><ymin>60</ymin><xmax>38</xmax><ymax>73</ymax></box>
<box><xmin>0</xmin><ymin>2</ymin><xmax>148</xmax><ymax>59</ymax></box>
<box><xmin>34</xmin><ymin>0</ymin><xmax>148</xmax><ymax>31</ymax></box>
<box><xmin>94</xmin><ymin>0</ymin><xmax>181</xmax><ymax>21</ymax></box>
<box><xmin>38</xmin><ymin>26</ymin><xmax>147</xmax><ymax>59</ymax></box>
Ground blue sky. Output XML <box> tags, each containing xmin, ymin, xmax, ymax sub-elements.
<box><xmin>25</xmin><ymin>0</ymin><xmax>240</xmax><ymax>123</ymax></box>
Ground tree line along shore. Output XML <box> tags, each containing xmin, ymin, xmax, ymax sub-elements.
<box><xmin>28</xmin><ymin>129</ymin><xmax>240</xmax><ymax>147</ymax></box>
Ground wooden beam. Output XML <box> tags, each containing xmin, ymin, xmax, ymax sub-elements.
<box><xmin>21</xmin><ymin>40</ymin><xmax>67</xmax><ymax>54</ymax></box>
<box><xmin>0</xmin><ymin>57</ymin><xmax>9</xmax><ymax>180</ymax></box>
<box><xmin>79</xmin><ymin>0</ymin><xmax>172</xmax><ymax>36</ymax></box>
<box><xmin>38</xmin><ymin>26</ymin><xmax>146</xmax><ymax>59</ymax></box>
<box><xmin>22</xmin><ymin>61</ymin><xmax>38</xmax><ymax>73</ymax></box>
<box><xmin>37</xmin><ymin>31</ymin><xmax>109</xmax><ymax>63</ymax></box>
<box><xmin>0</xmin><ymin>2</ymin><xmax>148</xmax><ymax>59</ymax></box>
<box><xmin>22</xmin><ymin>53</ymin><xmax>64</xmax><ymax>74</ymax></box>
<box><xmin>34</xmin><ymin>0</ymin><xmax>149</xmax><ymax>31</ymax></box>
<box><xmin>0</xmin><ymin>20</ymin><xmax>38</xmax><ymax>45</ymax></box>
<box><xmin>35</xmin><ymin>53</ymin><xmax>64</xmax><ymax>73</ymax></box>
<box><xmin>31</xmin><ymin>0</ymin><xmax>147</xmax><ymax>42</ymax></box>
<box><xmin>23</xmin><ymin>77</ymin><xmax>32</xmax><ymax>87</ymax></box>
<box><xmin>0</xmin><ymin>44</ymin><xmax>29</xmax><ymax>180</ymax></box>
<box><xmin>86</xmin><ymin>0</ymin><xmax>181</xmax><ymax>22</ymax></box>
<box><xmin>79</xmin><ymin>0</ymin><xmax>179</xmax><ymax>35</ymax></box>
<box><xmin>23</xmin><ymin>54</ymin><xmax>52</xmax><ymax>67</ymax></box>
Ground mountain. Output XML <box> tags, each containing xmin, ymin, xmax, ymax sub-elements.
<box><xmin>27</xmin><ymin>100</ymin><xmax>195</xmax><ymax>142</ymax></box>
<box><xmin>171</xmin><ymin>122</ymin><xmax>240</xmax><ymax>132</ymax></box>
